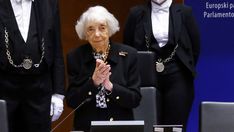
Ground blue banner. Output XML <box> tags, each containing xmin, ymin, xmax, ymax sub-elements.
<box><xmin>185</xmin><ymin>0</ymin><xmax>234</xmax><ymax>131</ymax></box>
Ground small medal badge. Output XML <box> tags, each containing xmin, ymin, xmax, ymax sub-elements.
<box><xmin>22</xmin><ymin>58</ymin><xmax>33</xmax><ymax>70</ymax></box>
<box><xmin>156</xmin><ymin>62</ymin><xmax>164</xmax><ymax>72</ymax></box>
<box><xmin>119</xmin><ymin>51</ymin><xmax>128</xmax><ymax>56</ymax></box>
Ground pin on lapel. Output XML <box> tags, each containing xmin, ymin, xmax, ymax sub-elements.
<box><xmin>118</xmin><ymin>51</ymin><xmax>128</xmax><ymax>56</ymax></box>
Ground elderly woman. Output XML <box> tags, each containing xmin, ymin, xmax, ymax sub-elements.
<box><xmin>66</xmin><ymin>5</ymin><xmax>141</xmax><ymax>132</ymax></box>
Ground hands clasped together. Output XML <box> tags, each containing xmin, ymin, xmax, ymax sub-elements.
<box><xmin>92</xmin><ymin>59</ymin><xmax>113</xmax><ymax>91</ymax></box>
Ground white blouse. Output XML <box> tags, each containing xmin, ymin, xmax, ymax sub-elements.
<box><xmin>151</xmin><ymin>0</ymin><xmax>172</xmax><ymax>47</ymax></box>
<box><xmin>10</xmin><ymin>0</ymin><xmax>34</xmax><ymax>42</ymax></box>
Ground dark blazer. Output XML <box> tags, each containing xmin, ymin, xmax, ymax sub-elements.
<box><xmin>0</xmin><ymin>0</ymin><xmax>64</xmax><ymax>94</ymax></box>
<box><xmin>66</xmin><ymin>42</ymin><xmax>141</xmax><ymax>131</ymax></box>
<box><xmin>123</xmin><ymin>3</ymin><xmax>200</xmax><ymax>76</ymax></box>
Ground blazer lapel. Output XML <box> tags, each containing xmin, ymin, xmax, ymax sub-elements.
<box><xmin>170</xmin><ymin>4</ymin><xmax>182</xmax><ymax>42</ymax></box>
<box><xmin>33</xmin><ymin>0</ymin><xmax>52</xmax><ymax>42</ymax></box>
<box><xmin>84</xmin><ymin>44</ymin><xmax>95</xmax><ymax>64</ymax></box>
<box><xmin>107</xmin><ymin>43</ymin><xmax>119</xmax><ymax>64</ymax></box>
<box><xmin>0</xmin><ymin>0</ymin><xmax>21</xmax><ymax>44</ymax></box>
<box><xmin>143</xmin><ymin>5</ymin><xmax>154</xmax><ymax>49</ymax></box>
<box><xmin>32</xmin><ymin>0</ymin><xmax>43</xmax><ymax>41</ymax></box>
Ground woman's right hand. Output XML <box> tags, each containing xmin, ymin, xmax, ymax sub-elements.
<box><xmin>92</xmin><ymin>59</ymin><xmax>111</xmax><ymax>86</ymax></box>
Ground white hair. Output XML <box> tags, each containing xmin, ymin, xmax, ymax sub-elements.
<box><xmin>75</xmin><ymin>5</ymin><xmax>120</xmax><ymax>40</ymax></box>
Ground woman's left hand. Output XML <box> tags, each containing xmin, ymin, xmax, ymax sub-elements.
<box><xmin>103</xmin><ymin>72</ymin><xmax>113</xmax><ymax>92</ymax></box>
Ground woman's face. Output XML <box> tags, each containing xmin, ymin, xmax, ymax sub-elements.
<box><xmin>85</xmin><ymin>20</ymin><xmax>109</xmax><ymax>51</ymax></box>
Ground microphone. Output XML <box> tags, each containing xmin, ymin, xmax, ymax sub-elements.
<box><xmin>51</xmin><ymin>98</ymin><xmax>92</xmax><ymax>132</ymax></box>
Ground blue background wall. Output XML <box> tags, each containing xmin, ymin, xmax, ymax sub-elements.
<box><xmin>184</xmin><ymin>0</ymin><xmax>234</xmax><ymax>131</ymax></box>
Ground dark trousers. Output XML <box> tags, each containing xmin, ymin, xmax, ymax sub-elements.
<box><xmin>157</xmin><ymin>60</ymin><xmax>194</xmax><ymax>132</ymax></box>
<box><xmin>0</xmin><ymin>71</ymin><xmax>52</xmax><ymax>132</ymax></box>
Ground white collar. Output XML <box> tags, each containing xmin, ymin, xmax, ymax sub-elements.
<box><xmin>15</xmin><ymin>0</ymin><xmax>34</xmax><ymax>3</ymax></box>
<box><xmin>151</xmin><ymin>0</ymin><xmax>172</xmax><ymax>13</ymax></box>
